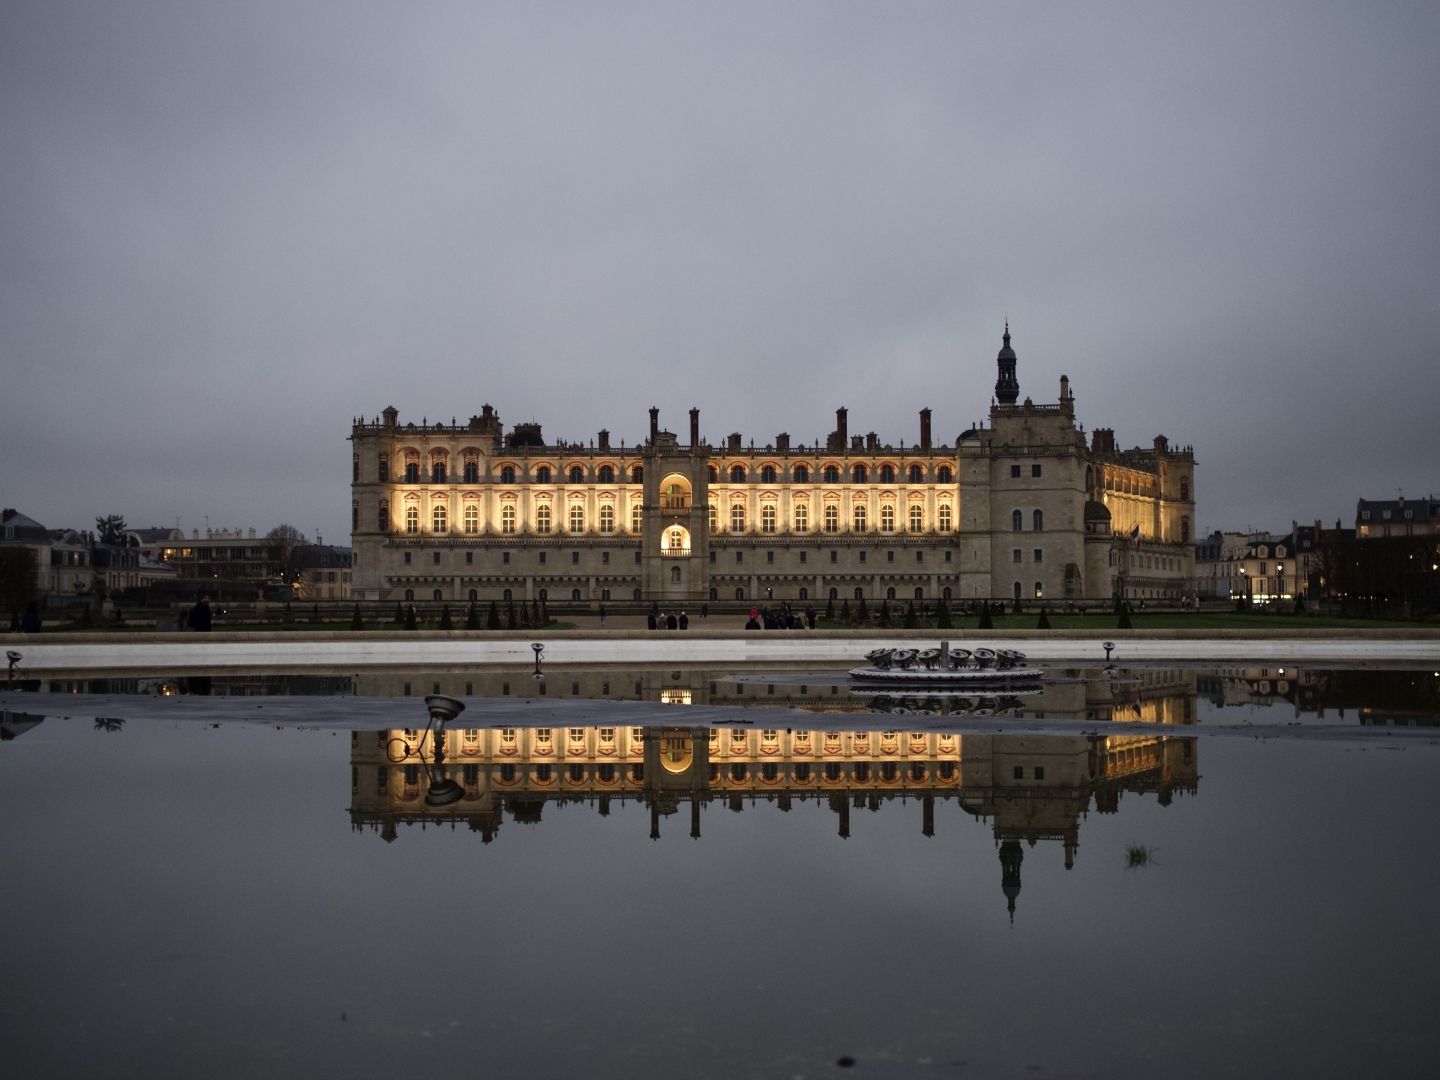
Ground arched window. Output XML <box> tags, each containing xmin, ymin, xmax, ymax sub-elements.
<box><xmin>539</xmin><ymin>588</ymin><xmax>548</xmax><ymax>601</ymax></box>
<box><xmin>1033</xmin><ymin>509</ymin><xmax>1044</xmax><ymax>531</ymax></box>
<box><xmin>433</xmin><ymin>589</ymin><xmax>443</xmax><ymax>602</ymax></box>
<box><xmin>879</xmin><ymin>464</ymin><xmax>895</xmax><ymax>482</ymax></box>
<box><xmin>735</xmin><ymin>587</ymin><xmax>745</xmax><ymax>600</ymax></box>
<box><xmin>503</xmin><ymin>588</ymin><xmax>512</xmax><ymax>601</ymax></box>
<box><xmin>938</xmin><ymin>504</ymin><xmax>952</xmax><ymax>532</ymax></box>
<box><xmin>1180</xmin><ymin>479</ymin><xmax>1189</xmax><ymax>501</ymax></box>
<box><xmin>631</xmin><ymin>466</ymin><xmax>643</xmax><ymax>483</ymax></box>
<box><xmin>793</xmin><ymin>464</ymin><xmax>809</xmax><ymax>482</ymax></box>
<box><xmin>632</xmin><ymin>503</ymin><xmax>644</xmax><ymax>532</ymax></box>
<box><xmin>937</xmin><ymin>465</ymin><xmax>953</xmax><ymax>483</ymax></box>
<box><xmin>708</xmin><ymin>465</ymin><xmax>719</xmax><ymax>481</ymax></box>
<box><xmin>708</xmin><ymin>504</ymin><xmax>718</xmax><ymax>531</ymax></box>
<box><xmin>799</xmin><ymin>587</ymin><xmax>809</xmax><ymax>600</ymax></box>
<box><xmin>886</xmin><ymin>586</ymin><xmax>896</xmax><ymax>600</ymax></box>
<box><xmin>730</xmin><ymin>464</ymin><xmax>746</xmax><ymax>482</ymax></box>
<box><xmin>670</xmin><ymin>565</ymin><xmax>681</xmax><ymax>583</ymax></box>
<box><xmin>852</xmin><ymin>504</ymin><xmax>867</xmax><ymax>532</ymax></box>
<box><xmin>351</xmin><ymin>501</ymin><xmax>359</xmax><ymax>531</ymax></box>
<box><xmin>404</xmin><ymin>588</ymin><xmax>414</xmax><ymax>601</ymax></box>
<box><xmin>852</xmin><ymin>463</ymin><xmax>868</xmax><ymax>483</ymax></box>
<box><xmin>1013</xmin><ymin>581</ymin><xmax>1022</xmax><ymax>600</ymax></box>
<box><xmin>599</xmin><ymin>505</ymin><xmax>615</xmax><ymax>533</ymax></box>
<box><xmin>432</xmin><ymin>505</ymin><xmax>448</xmax><ymax>533</ymax></box>
<box><xmin>571</xmin><ymin>589</ymin><xmax>581</xmax><ymax>601</ymax></box>
<box><xmin>468</xmin><ymin>589</ymin><xmax>477</xmax><ymax>601</ymax></box>
<box><xmin>880</xmin><ymin>504</ymin><xmax>895</xmax><ymax>532</ymax></box>
<box><xmin>908</xmin><ymin>464</ymin><xmax>923</xmax><ymax>483</ymax></box>
<box><xmin>730</xmin><ymin>504</ymin><xmax>746</xmax><ymax>532</ymax></box>
<box><xmin>909</xmin><ymin>505</ymin><xmax>923</xmax><ymax>532</ymax></box>
<box><xmin>598</xmin><ymin>465</ymin><xmax>614</xmax><ymax>483</ymax></box>
<box><xmin>761</xmin><ymin>504</ymin><xmax>776</xmax><ymax>533</ymax></box>
<box><xmin>378</xmin><ymin>500</ymin><xmax>390</xmax><ymax>532</ymax></box>
<box><xmin>495</xmin><ymin>465</ymin><xmax>512</xmax><ymax>483</ymax></box>
<box><xmin>1034</xmin><ymin>581</ymin><xmax>1044</xmax><ymax>599</ymax></box>
<box><xmin>632</xmin><ymin>588</ymin><xmax>641</xmax><ymax>601</ymax></box>
<box><xmin>601</xmin><ymin>587</ymin><xmax>610</xmax><ymax>600</ymax></box>
<box><xmin>500</xmin><ymin>505</ymin><xmax>516</xmax><ymax>534</ymax></box>
<box><xmin>569</xmin><ymin>504</ymin><xmax>585</xmax><ymax>533</ymax></box>
<box><xmin>1181</xmin><ymin>517</ymin><xmax>1191</xmax><ymax>543</ymax></box>
<box><xmin>378</xmin><ymin>459</ymin><xmax>389</xmax><ymax>482</ymax></box>
<box><xmin>404</xmin><ymin>462</ymin><xmax>420</xmax><ymax>483</ymax></box>
<box><xmin>709</xmin><ymin>587</ymin><xmax>718</xmax><ymax>600</ymax></box>
<box><xmin>463</xmin><ymin>504</ymin><xmax>478</xmax><ymax>533</ymax></box>
<box><xmin>536</xmin><ymin>504</ymin><xmax>552</xmax><ymax>533</ymax></box>
<box><xmin>432</xmin><ymin>462</ymin><xmax>447</xmax><ymax>483</ymax></box>
<box><xmin>823</xmin><ymin>465</ymin><xmax>840</xmax><ymax>483</ymax></box>
<box><xmin>824</xmin><ymin>504</ymin><xmax>839</xmax><ymax>532</ymax></box>
<box><xmin>1012</xmin><ymin>509</ymin><xmax>1023</xmax><ymax>531</ymax></box>
<box><xmin>352</xmin><ymin>455</ymin><xmax>360</xmax><ymax>482</ymax></box>
<box><xmin>463</xmin><ymin>461</ymin><xmax>478</xmax><ymax>483</ymax></box>
<box><xmin>942</xmin><ymin>586</ymin><xmax>952</xmax><ymax>600</ymax></box>
<box><xmin>854</xmin><ymin>587</ymin><xmax>864</xmax><ymax>600</ymax></box>
<box><xmin>794</xmin><ymin>504</ymin><xmax>809</xmax><ymax>533</ymax></box>
<box><xmin>828</xmin><ymin>587</ymin><xmax>838</xmax><ymax>601</ymax></box>
<box><xmin>914</xmin><ymin>587</ymin><xmax>924</xmax><ymax>600</ymax></box>
<box><xmin>536</xmin><ymin>465</ymin><xmax>551</xmax><ymax>483</ymax></box>
<box><xmin>405</xmin><ymin>505</ymin><xmax>419</xmax><ymax>533</ymax></box>
<box><xmin>568</xmin><ymin>466</ymin><xmax>584</xmax><ymax>484</ymax></box>
<box><xmin>761</xmin><ymin>465</ymin><xmax>777</xmax><ymax>483</ymax></box>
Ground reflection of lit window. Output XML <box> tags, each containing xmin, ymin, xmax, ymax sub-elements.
<box><xmin>599</xmin><ymin>728</ymin><xmax>615</xmax><ymax>744</ymax></box>
<box><xmin>535</xmin><ymin>729</ymin><xmax>551</xmax><ymax>745</ymax></box>
<box><xmin>659</xmin><ymin>689</ymin><xmax>693</xmax><ymax>705</ymax></box>
<box><xmin>569</xmin><ymin>728</ymin><xmax>585</xmax><ymax>743</ymax></box>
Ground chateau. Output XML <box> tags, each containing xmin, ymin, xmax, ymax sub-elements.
<box><xmin>349</xmin><ymin>328</ymin><xmax>1196</xmax><ymax>608</ymax></box>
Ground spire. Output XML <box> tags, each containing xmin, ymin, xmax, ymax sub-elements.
<box><xmin>994</xmin><ymin>322</ymin><xmax>1019</xmax><ymax>405</ymax></box>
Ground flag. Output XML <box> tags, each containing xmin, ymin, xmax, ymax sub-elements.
<box><xmin>1129</xmin><ymin>524</ymin><xmax>1140</xmax><ymax>540</ymax></box>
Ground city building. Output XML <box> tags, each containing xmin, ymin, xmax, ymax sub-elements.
<box><xmin>349</xmin><ymin>328</ymin><xmax>1197</xmax><ymax>608</ymax></box>
<box><xmin>290</xmin><ymin>544</ymin><xmax>353</xmax><ymax>600</ymax></box>
<box><xmin>1355</xmin><ymin>495</ymin><xmax>1440</xmax><ymax>539</ymax></box>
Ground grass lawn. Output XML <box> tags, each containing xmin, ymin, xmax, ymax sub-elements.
<box><xmin>817</xmin><ymin>611</ymin><xmax>1430</xmax><ymax>631</ymax></box>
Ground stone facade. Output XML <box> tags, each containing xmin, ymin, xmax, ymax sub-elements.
<box><xmin>349</xmin><ymin>330</ymin><xmax>1196</xmax><ymax>607</ymax></box>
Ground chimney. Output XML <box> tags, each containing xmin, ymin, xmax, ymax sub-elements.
<box><xmin>919</xmin><ymin>408</ymin><xmax>932</xmax><ymax>451</ymax></box>
<box><xmin>648</xmin><ymin>407</ymin><xmax>659</xmax><ymax>444</ymax></box>
<box><xmin>866</xmin><ymin>432</ymin><xmax>877</xmax><ymax>452</ymax></box>
<box><xmin>689</xmin><ymin>407</ymin><xmax>700</xmax><ymax>447</ymax></box>
<box><xmin>728</xmin><ymin>432</ymin><xmax>742</xmax><ymax>452</ymax></box>
<box><xmin>598</xmin><ymin>429</ymin><xmax>610</xmax><ymax>450</ymax></box>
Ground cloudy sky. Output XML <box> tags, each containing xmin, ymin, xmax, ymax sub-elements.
<box><xmin>3</xmin><ymin>1</ymin><xmax>1436</xmax><ymax>544</ymax></box>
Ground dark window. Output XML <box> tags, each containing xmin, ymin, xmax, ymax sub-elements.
<box><xmin>1011</xmin><ymin>465</ymin><xmax>1021</xmax><ymax>478</ymax></box>
<box><xmin>1031</xmin><ymin>464</ymin><xmax>1042</xmax><ymax>478</ymax></box>
<box><xmin>908</xmin><ymin>464</ymin><xmax>923</xmax><ymax>482</ymax></box>
<box><xmin>378</xmin><ymin>460</ymin><xmax>389</xmax><ymax>482</ymax></box>
<box><xmin>761</xmin><ymin>466</ymin><xmax>777</xmax><ymax>483</ymax></box>
<box><xmin>432</xmin><ymin>463</ymin><xmax>446</xmax><ymax>483</ymax></box>
<box><xmin>793</xmin><ymin>465</ymin><xmax>810</xmax><ymax>482</ymax></box>
<box><xmin>852</xmin><ymin>464</ymin><xmax>867</xmax><ymax>483</ymax></box>
<box><xmin>463</xmin><ymin>462</ymin><xmax>478</xmax><ymax>482</ymax></box>
<box><xmin>536</xmin><ymin>466</ymin><xmax>551</xmax><ymax>483</ymax></box>
<box><xmin>879</xmin><ymin>464</ymin><xmax>895</xmax><ymax>482</ymax></box>
<box><xmin>823</xmin><ymin>466</ymin><xmax>840</xmax><ymax>483</ymax></box>
<box><xmin>572</xmin><ymin>551</ymin><xmax>580</xmax><ymax>564</ymax></box>
<box><xmin>730</xmin><ymin>464</ymin><xmax>746</xmax><ymax>482</ymax></box>
<box><xmin>569</xmin><ymin>466</ymin><xmax>584</xmax><ymax>483</ymax></box>
<box><xmin>598</xmin><ymin>465</ymin><xmax>614</xmax><ymax>483</ymax></box>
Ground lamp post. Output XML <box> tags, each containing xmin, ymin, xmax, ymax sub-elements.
<box><xmin>421</xmin><ymin>694</ymin><xmax>465</xmax><ymax>807</ymax></box>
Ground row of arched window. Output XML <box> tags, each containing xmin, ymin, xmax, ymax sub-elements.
<box><xmin>358</xmin><ymin>453</ymin><xmax>960</xmax><ymax>487</ymax></box>
<box><xmin>358</xmin><ymin>498</ymin><xmax>953</xmax><ymax>535</ymax></box>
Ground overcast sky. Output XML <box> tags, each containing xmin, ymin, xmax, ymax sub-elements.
<box><xmin>3</xmin><ymin>1</ymin><xmax>1436</xmax><ymax>544</ymax></box>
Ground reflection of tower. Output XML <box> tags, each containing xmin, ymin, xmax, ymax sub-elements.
<box><xmin>999</xmin><ymin>839</ymin><xmax>1024</xmax><ymax>922</ymax></box>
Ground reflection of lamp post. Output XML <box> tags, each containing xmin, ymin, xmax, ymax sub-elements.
<box><xmin>422</xmin><ymin>694</ymin><xmax>465</xmax><ymax>807</ymax></box>
<box><xmin>6</xmin><ymin>650</ymin><xmax>21</xmax><ymax>684</ymax></box>
<box><xmin>531</xmin><ymin>643</ymin><xmax>545</xmax><ymax>682</ymax></box>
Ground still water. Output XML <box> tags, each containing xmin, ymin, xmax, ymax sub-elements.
<box><xmin>2</xmin><ymin>665</ymin><xmax>1438</xmax><ymax>1079</ymax></box>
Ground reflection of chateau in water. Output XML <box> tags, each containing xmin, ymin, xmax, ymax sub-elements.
<box><xmin>349</xmin><ymin>718</ymin><xmax>1199</xmax><ymax>917</ymax></box>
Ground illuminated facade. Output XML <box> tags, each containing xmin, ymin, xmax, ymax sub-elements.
<box><xmin>349</xmin><ymin>328</ymin><xmax>1196</xmax><ymax>607</ymax></box>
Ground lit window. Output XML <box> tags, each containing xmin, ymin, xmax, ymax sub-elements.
<box><xmin>501</xmin><ymin>505</ymin><xmax>516</xmax><ymax>534</ymax></box>
<box><xmin>794</xmin><ymin>504</ymin><xmax>809</xmax><ymax>533</ymax></box>
<box><xmin>938</xmin><ymin>504</ymin><xmax>952</xmax><ymax>532</ymax></box>
<box><xmin>761</xmin><ymin>504</ymin><xmax>776</xmax><ymax>533</ymax></box>
<box><xmin>463</xmin><ymin>504</ymin><xmax>478</xmax><ymax>534</ymax></box>
<box><xmin>853</xmin><ymin>504</ymin><xmax>867</xmax><ymax>532</ymax></box>
<box><xmin>909</xmin><ymin>505</ymin><xmax>923</xmax><ymax>532</ymax></box>
<box><xmin>880</xmin><ymin>504</ymin><xmax>895</xmax><ymax>532</ymax></box>
<box><xmin>599</xmin><ymin>505</ymin><xmax>615</xmax><ymax>533</ymax></box>
<box><xmin>536</xmin><ymin>504</ymin><xmax>552</xmax><ymax>533</ymax></box>
<box><xmin>405</xmin><ymin>505</ymin><xmax>419</xmax><ymax>534</ymax></box>
<box><xmin>730</xmin><ymin>503</ymin><xmax>746</xmax><ymax>532</ymax></box>
<box><xmin>631</xmin><ymin>503</ymin><xmax>643</xmax><ymax>532</ymax></box>
<box><xmin>569</xmin><ymin>504</ymin><xmax>585</xmax><ymax>533</ymax></box>
<box><xmin>824</xmin><ymin>504</ymin><xmax>839</xmax><ymax>532</ymax></box>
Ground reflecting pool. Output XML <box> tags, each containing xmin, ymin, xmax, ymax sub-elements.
<box><xmin>2</xmin><ymin>665</ymin><xmax>1438</xmax><ymax>1078</ymax></box>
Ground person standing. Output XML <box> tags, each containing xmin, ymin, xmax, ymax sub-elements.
<box><xmin>678</xmin><ymin>611</ymin><xmax>689</xmax><ymax>630</ymax></box>
<box><xmin>599</xmin><ymin>604</ymin><xmax>606</xmax><ymax>626</ymax></box>
<box><xmin>187</xmin><ymin>595</ymin><xmax>213</xmax><ymax>632</ymax></box>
